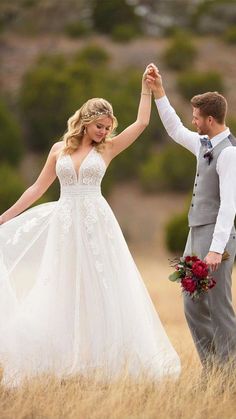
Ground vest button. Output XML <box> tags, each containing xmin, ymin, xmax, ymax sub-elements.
<box><xmin>191</xmin><ymin>204</ymin><xmax>194</xmax><ymax>207</ymax></box>
<box><xmin>195</xmin><ymin>183</ymin><xmax>197</xmax><ymax>187</ymax></box>
<box><xmin>197</xmin><ymin>173</ymin><xmax>199</xmax><ymax>177</ymax></box>
<box><xmin>193</xmin><ymin>193</ymin><xmax>195</xmax><ymax>196</ymax></box>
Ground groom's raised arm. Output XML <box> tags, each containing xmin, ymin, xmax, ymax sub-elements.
<box><xmin>147</xmin><ymin>68</ymin><xmax>200</xmax><ymax>156</ymax></box>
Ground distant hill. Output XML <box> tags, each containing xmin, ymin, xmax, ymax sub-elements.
<box><xmin>0</xmin><ymin>0</ymin><xmax>235</xmax><ymax>36</ymax></box>
<box><xmin>1</xmin><ymin>33</ymin><xmax>235</xmax><ymax>114</ymax></box>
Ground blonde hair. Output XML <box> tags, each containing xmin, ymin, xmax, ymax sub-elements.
<box><xmin>62</xmin><ymin>98</ymin><xmax>118</xmax><ymax>154</ymax></box>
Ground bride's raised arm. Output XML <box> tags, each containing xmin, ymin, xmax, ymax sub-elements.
<box><xmin>105</xmin><ymin>64</ymin><xmax>154</xmax><ymax>160</ymax></box>
<box><xmin>0</xmin><ymin>142</ymin><xmax>62</xmax><ymax>224</ymax></box>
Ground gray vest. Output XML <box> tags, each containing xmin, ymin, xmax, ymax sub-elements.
<box><xmin>188</xmin><ymin>134</ymin><xmax>236</xmax><ymax>227</ymax></box>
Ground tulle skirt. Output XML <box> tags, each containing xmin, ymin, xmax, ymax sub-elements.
<box><xmin>0</xmin><ymin>193</ymin><xmax>180</xmax><ymax>386</ymax></box>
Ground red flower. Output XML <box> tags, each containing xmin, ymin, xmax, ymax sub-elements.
<box><xmin>185</xmin><ymin>256</ymin><xmax>199</xmax><ymax>263</ymax></box>
<box><xmin>181</xmin><ymin>277</ymin><xmax>197</xmax><ymax>293</ymax></box>
<box><xmin>192</xmin><ymin>260</ymin><xmax>208</xmax><ymax>278</ymax></box>
<box><xmin>169</xmin><ymin>255</ymin><xmax>217</xmax><ymax>301</ymax></box>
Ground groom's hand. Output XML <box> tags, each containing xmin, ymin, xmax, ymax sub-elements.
<box><xmin>204</xmin><ymin>251</ymin><xmax>222</xmax><ymax>272</ymax></box>
<box><xmin>145</xmin><ymin>65</ymin><xmax>165</xmax><ymax>99</ymax></box>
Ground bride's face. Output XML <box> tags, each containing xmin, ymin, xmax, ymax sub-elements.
<box><xmin>86</xmin><ymin>116</ymin><xmax>112</xmax><ymax>143</ymax></box>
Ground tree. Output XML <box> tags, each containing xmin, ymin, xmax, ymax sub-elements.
<box><xmin>0</xmin><ymin>99</ymin><xmax>24</xmax><ymax>164</ymax></box>
<box><xmin>0</xmin><ymin>164</ymin><xmax>25</xmax><ymax>214</ymax></box>
<box><xmin>19</xmin><ymin>58</ymin><xmax>80</xmax><ymax>151</ymax></box>
<box><xmin>92</xmin><ymin>0</ymin><xmax>141</xmax><ymax>34</ymax></box>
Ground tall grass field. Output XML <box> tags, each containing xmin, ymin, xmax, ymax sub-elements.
<box><xmin>0</xmin><ymin>258</ymin><xmax>236</xmax><ymax>418</ymax></box>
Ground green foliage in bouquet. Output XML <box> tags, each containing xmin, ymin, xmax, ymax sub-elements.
<box><xmin>163</xmin><ymin>32</ymin><xmax>197</xmax><ymax>71</ymax></box>
<box><xmin>139</xmin><ymin>144</ymin><xmax>195</xmax><ymax>192</ymax></box>
<box><xmin>177</xmin><ymin>71</ymin><xmax>224</xmax><ymax>100</ymax></box>
<box><xmin>0</xmin><ymin>99</ymin><xmax>24</xmax><ymax>165</ymax></box>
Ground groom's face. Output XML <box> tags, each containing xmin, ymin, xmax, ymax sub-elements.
<box><xmin>192</xmin><ymin>107</ymin><xmax>210</xmax><ymax>135</ymax></box>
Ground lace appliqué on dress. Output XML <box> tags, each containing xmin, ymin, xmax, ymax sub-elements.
<box><xmin>56</xmin><ymin>155</ymin><xmax>75</xmax><ymax>186</ymax></box>
<box><xmin>83</xmin><ymin>197</ymin><xmax>108</xmax><ymax>289</ymax></box>
<box><xmin>98</xmin><ymin>205</ymin><xmax>114</xmax><ymax>240</ymax></box>
<box><xmin>56</xmin><ymin>155</ymin><xmax>75</xmax><ymax>243</ymax></box>
<box><xmin>58</xmin><ymin>198</ymin><xmax>73</xmax><ymax>244</ymax></box>
<box><xmin>81</xmin><ymin>152</ymin><xmax>105</xmax><ymax>186</ymax></box>
<box><xmin>6</xmin><ymin>218</ymin><xmax>38</xmax><ymax>246</ymax></box>
<box><xmin>6</xmin><ymin>206</ymin><xmax>53</xmax><ymax>246</ymax></box>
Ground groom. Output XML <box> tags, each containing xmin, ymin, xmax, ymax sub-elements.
<box><xmin>147</xmin><ymin>66</ymin><xmax>236</xmax><ymax>369</ymax></box>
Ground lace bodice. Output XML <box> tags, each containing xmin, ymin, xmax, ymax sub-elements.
<box><xmin>56</xmin><ymin>148</ymin><xmax>106</xmax><ymax>190</ymax></box>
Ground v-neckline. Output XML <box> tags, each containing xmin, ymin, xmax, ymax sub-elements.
<box><xmin>69</xmin><ymin>147</ymin><xmax>94</xmax><ymax>182</ymax></box>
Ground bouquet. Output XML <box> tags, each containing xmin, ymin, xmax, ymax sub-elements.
<box><xmin>169</xmin><ymin>255</ymin><xmax>216</xmax><ymax>301</ymax></box>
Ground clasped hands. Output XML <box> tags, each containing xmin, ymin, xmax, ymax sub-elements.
<box><xmin>143</xmin><ymin>63</ymin><xmax>160</xmax><ymax>86</ymax></box>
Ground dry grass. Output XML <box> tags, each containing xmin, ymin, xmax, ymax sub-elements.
<box><xmin>1</xmin><ymin>256</ymin><xmax>236</xmax><ymax>418</ymax></box>
<box><xmin>1</xmin><ymin>358</ymin><xmax>236</xmax><ymax>418</ymax></box>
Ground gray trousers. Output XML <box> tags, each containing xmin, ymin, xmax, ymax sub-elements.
<box><xmin>183</xmin><ymin>223</ymin><xmax>236</xmax><ymax>367</ymax></box>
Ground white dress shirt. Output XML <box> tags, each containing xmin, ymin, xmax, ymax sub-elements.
<box><xmin>155</xmin><ymin>96</ymin><xmax>236</xmax><ymax>254</ymax></box>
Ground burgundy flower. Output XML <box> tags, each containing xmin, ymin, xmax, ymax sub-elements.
<box><xmin>181</xmin><ymin>277</ymin><xmax>197</xmax><ymax>293</ymax></box>
<box><xmin>185</xmin><ymin>256</ymin><xmax>199</xmax><ymax>263</ymax></box>
<box><xmin>169</xmin><ymin>255</ymin><xmax>217</xmax><ymax>301</ymax></box>
<box><xmin>192</xmin><ymin>260</ymin><xmax>208</xmax><ymax>278</ymax></box>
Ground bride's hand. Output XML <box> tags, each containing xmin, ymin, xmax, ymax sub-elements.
<box><xmin>142</xmin><ymin>63</ymin><xmax>155</xmax><ymax>83</ymax></box>
<box><xmin>0</xmin><ymin>215</ymin><xmax>5</xmax><ymax>225</ymax></box>
<box><xmin>145</xmin><ymin>64</ymin><xmax>163</xmax><ymax>93</ymax></box>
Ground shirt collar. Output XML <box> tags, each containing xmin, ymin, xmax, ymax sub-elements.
<box><xmin>210</xmin><ymin>128</ymin><xmax>230</xmax><ymax>148</ymax></box>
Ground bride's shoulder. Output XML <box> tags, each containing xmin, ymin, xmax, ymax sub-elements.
<box><xmin>99</xmin><ymin>139</ymin><xmax>115</xmax><ymax>166</ymax></box>
<box><xmin>50</xmin><ymin>141</ymin><xmax>65</xmax><ymax>159</ymax></box>
<box><xmin>102</xmin><ymin>138</ymin><xmax>114</xmax><ymax>153</ymax></box>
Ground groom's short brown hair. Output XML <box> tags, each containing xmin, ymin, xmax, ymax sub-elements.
<box><xmin>191</xmin><ymin>92</ymin><xmax>227</xmax><ymax>124</ymax></box>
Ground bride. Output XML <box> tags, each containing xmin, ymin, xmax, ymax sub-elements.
<box><xmin>0</xmin><ymin>64</ymin><xmax>180</xmax><ymax>386</ymax></box>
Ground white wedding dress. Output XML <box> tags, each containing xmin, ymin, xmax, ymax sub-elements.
<box><xmin>0</xmin><ymin>147</ymin><xmax>180</xmax><ymax>386</ymax></box>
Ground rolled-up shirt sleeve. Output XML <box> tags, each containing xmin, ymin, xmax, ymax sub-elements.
<box><xmin>210</xmin><ymin>147</ymin><xmax>236</xmax><ymax>253</ymax></box>
<box><xmin>155</xmin><ymin>96</ymin><xmax>200</xmax><ymax>156</ymax></box>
